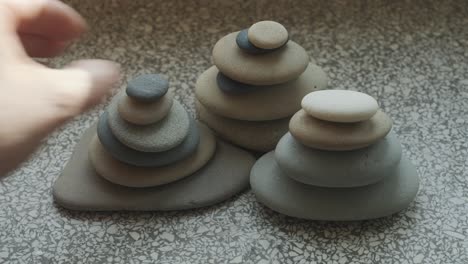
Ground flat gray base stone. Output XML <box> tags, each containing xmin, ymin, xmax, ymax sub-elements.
<box><xmin>250</xmin><ymin>152</ymin><xmax>419</xmax><ymax>221</ymax></box>
<box><xmin>275</xmin><ymin>131</ymin><xmax>402</xmax><ymax>187</ymax></box>
<box><xmin>53</xmin><ymin>126</ymin><xmax>256</xmax><ymax>211</ymax></box>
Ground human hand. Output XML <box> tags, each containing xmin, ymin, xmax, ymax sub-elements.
<box><xmin>0</xmin><ymin>0</ymin><xmax>120</xmax><ymax>175</ymax></box>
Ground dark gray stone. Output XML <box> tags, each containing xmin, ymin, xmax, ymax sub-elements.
<box><xmin>97</xmin><ymin>111</ymin><xmax>199</xmax><ymax>167</ymax></box>
<box><xmin>52</xmin><ymin>126</ymin><xmax>256</xmax><ymax>211</ymax></box>
<box><xmin>275</xmin><ymin>131</ymin><xmax>402</xmax><ymax>187</ymax></box>
<box><xmin>216</xmin><ymin>72</ymin><xmax>265</xmax><ymax>94</ymax></box>
<box><xmin>126</xmin><ymin>74</ymin><xmax>169</xmax><ymax>102</ymax></box>
<box><xmin>250</xmin><ymin>152</ymin><xmax>420</xmax><ymax>221</ymax></box>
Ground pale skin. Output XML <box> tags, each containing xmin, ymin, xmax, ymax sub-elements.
<box><xmin>0</xmin><ymin>0</ymin><xmax>120</xmax><ymax>175</ymax></box>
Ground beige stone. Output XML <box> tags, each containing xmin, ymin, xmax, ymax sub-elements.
<box><xmin>89</xmin><ymin>124</ymin><xmax>216</xmax><ymax>188</ymax></box>
<box><xmin>108</xmin><ymin>100</ymin><xmax>190</xmax><ymax>152</ymax></box>
<box><xmin>118</xmin><ymin>92</ymin><xmax>173</xmax><ymax>125</ymax></box>
<box><xmin>302</xmin><ymin>90</ymin><xmax>379</xmax><ymax>123</ymax></box>
<box><xmin>195</xmin><ymin>64</ymin><xmax>327</xmax><ymax>121</ymax></box>
<box><xmin>248</xmin><ymin>21</ymin><xmax>288</xmax><ymax>50</ymax></box>
<box><xmin>196</xmin><ymin>101</ymin><xmax>289</xmax><ymax>152</ymax></box>
<box><xmin>212</xmin><ymin>32</ymin><xmax>309</xmax><ymax>85</ymax></box>
<box><xmin>289</xmin><ymin>109</ymin><xmax>393</xmax><ymax>151</ymax></box>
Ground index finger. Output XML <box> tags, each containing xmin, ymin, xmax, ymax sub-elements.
<box><xmin>0</xmin><ymin>5</ymin><xmax>25</xmax><ymax>60</ymax></box>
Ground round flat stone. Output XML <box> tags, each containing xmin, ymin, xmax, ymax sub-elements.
<box><xmin>108</xmin><ymin>99</ymin><xmax>190</xmax><ymax>152</ymax></box>
<box><xmin>289</xmin><ymin>109</ymin><xmax>393</xmax><ymax>151</ymax></box>
<box><xmin>52</xmin><ymin>125</ymin><xmax>256</xmax><ymax>211</ymax></box>
<box><xmin>196</xmin><ymin>64</ymin><xmax>328</xmax><ymax>121</ymax></box>
<box><xmin>90</xmin><ymin>124</ymin><xmax>215</xmax><ymax>188</ymax></box>
<box><xmin>235</xmin><ymin>29</ymin><xmax>273</xmax><ymax>55</ymax></box>
<box><xmin>275</xmin><ymin>132</ymin><xmax>402</xmax><ymax>187</ymax></box>
<box><xmin>126</xmin><ymin>74</ymin><xmax>169</xmax><ymax>102</ymax></box>
<box><xmin>97</xmin><ymin>113</ymin><xmax>199</xmax><ymax>167</ymax></box>
<box><xmin>196</xmin><ymin>101</ymin><xmax>289</xmax><ymax>152</ymax></box>
<box><xmin>216</xmin><ymin>71</ymin><xmax>266</xmax><ymax>94</ymax></box>
<box><xmin>118</xmin><ymin>92</ymin><xmax>173</xmax><ymax>125</ymax></box>
<box><xmin>302</xmin><ymin>90</ymin><xmax>379</xmax><ymax>123</ymax></box>
<box><xmin>250</xmin><ymin>152</ymin><xmax>419</xmax><ymax>220</ymax></box>
<box><xmin>248</xmin><ymin>21</ymin><xmax>289</xmax><ymax>50</ymax></box>
<box><xmin>213</xmin><ymin>31</ymin><xmax>309</xmax><ymax>85</ymax></box>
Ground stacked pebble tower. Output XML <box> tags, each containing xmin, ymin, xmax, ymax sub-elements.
<box><xmin>195</xmin><ymin>21</ymin><xmax>328</xmax><ymax>152</ymax></box>
<box><xmin>53</xmin><ymin>74</ymin><xmax>255</xmax><ymax>211</ymax></box>
<box><xmin>250</xmin><ymin>90</ymin><xmax>420</xmax><ymax>220</ymax></box>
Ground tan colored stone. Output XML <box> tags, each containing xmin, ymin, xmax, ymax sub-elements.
<box><xmin>289</xmin><ymin>109</ymin><xmax>393</xmax><ymax>151</ymax></box>
<box><xmin>301</xmin><ymin>90</ymin><xmax>379</xmax><ymax>123</ymax></box>
<box><xmin>248</xmin><ymin>21</ymin><xmax>288</xmax><ymax>50</ymax></box>
<box><xmin>89</xmin><ymin>124</ymin><xmax>216</xmax><ymax>188</ymax></box>
<box><xmin>212</xmin><ymin>32</ymin><xmax>309</xmax><ymax>85</ymax></box>
<box><xmin>195</xmin><ymin>64</ymin><xmax>327</xmax><ymax>121</ymax></box>
<box><xmin>108</xmin><ymin>100</ymin><xmax>190</xmax><ymax>152</ymax></box>
<box><xmin>196</xmin><ymin>101</ymin><xmax>289</xmax><ymax>152</ymax></box>
<box><xmin>118</xmin><ymin>92</ymin><xmax>173</xmax><ymax>125</ymax></box>
<box><xmin>52</xmin><ymin>124</ymin><xmax>256</xmax><ymax>211</ymax></box>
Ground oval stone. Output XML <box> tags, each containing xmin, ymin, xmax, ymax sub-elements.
<box><xmin>235</xmin><ymin>29</ymin><xmax>276</xmax><ymax>55</ymax></box>
<box><xmin>213</xmin><ymin>32</ymin><xmax>309</xmax><ymax>85</ymax></box>
<box><xmin>97</xmin><ymin>112</ymin><xmax>200</xmax><ymax>167</ymax></box>
<box><xmin>275</xmin><ymin>132</ymin><xmax>402</xmax><ymax>187</ymax></box>
<box><xmin>118</xmin><ymin>92</ymin><xmax>173</xmax><ymax>125</ymax></box>
<box><xmin>196</xmin><ymin>101</ymin><xmax>289</xmax><ymax>152</ymax></box>
<box><xmin>53</xmin><ymin>125</ymin><xmax>256</xmax><ymax>211</ymax></box>
<box><xmin>289</xmin><ymin>109</ymin><xmax>393</xmax><ymax>151</ymax></box>
<box><xmin>196</xmin><ymin>64</ymin><xmax>328</xmax><ymax>121</ymax></box>
<box><xmin>250</xmin><ymin>152</ymin><xmax>420</xmax><ymax>220</ymax></box>
<box><xmin>126</xmin><ymin>74</ymin><xmax>169</xmax><ymax>102</ymax></box>
<box><xmin>248</xmin><ymin>21</ymin><xmax>289</xmax><ymax>50</ymax></box>
<box><xmin>108</xmin><ymin>100</ymin><xmax>190</xmax><ymax>152</ymax></box>
<box><xmin>302</xmin><ymin>90</ymin><xmax>379</xmax><ymax>123</ymax></box>
<box><xmin>90</xmin><ymin>124</ymin><xmax>215</xmax><ymax>188</ymax></box>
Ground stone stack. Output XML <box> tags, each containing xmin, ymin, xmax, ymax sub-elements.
<box><xmin>250</xmin><ymin>90</ymin><xmax>420</xmax><ymax>220</ymax></box>
<box><xmin>195</xmin><ymin>21</ymin><xmax>328</xmax><ymax>152</ymax></box>
<box><xmin>53</xmin><ymin>74</ymin><xmax>255</xmax><ymax>211</ymax></box>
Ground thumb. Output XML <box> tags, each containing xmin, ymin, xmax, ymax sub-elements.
<box><xmin>47</xmin><ymin>59</ymin><xmax>120</xmax><ymax>123</ymax></box>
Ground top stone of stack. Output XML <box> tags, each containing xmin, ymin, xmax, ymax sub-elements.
<box><xmin>301</xmin><ymin>90</ymin><xmax>379</xmax><ymax>123</ymax></box>
<box><xmin>126</xmin><ymin>74</ymin><xmax>169</xmax><ymax>102</ymax></box>
<box><xmin>212</xmin><ymin>20</ymin><xmax>309</xmax><ymax>85</ymax></box>
<box><xmin>290</xmin><ymin>90</ymin><xmax>393</xmax><ymax>151</ymax></box>
<box><xmin>248</xmin><ymin>21</ymin><xmax>289</xmax><ymax>50</ymax></box>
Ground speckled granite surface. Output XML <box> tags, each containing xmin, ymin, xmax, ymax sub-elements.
<box><xmin>1</xmin><ymin>0</ymin><xmax>467</xmax><ymax>263</ymax></box>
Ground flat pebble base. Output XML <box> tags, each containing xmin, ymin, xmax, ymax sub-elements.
<box><xmin>196</xmin><ymin>101</ymin><xmax>289</xmax><ymax>152</ymax></box>
<box><xmin>89</xmin><ymin>124</ymin><xmax>215</xmax><ymax>188</ymax></box>
<box><xmin>53</xmin><ymin>125</ymin><xmax>256</xmax><ymax>211</ymax></box>
<box><xmin>250</xmin><ymin>152</ymin><xmax>419</xmax><ymax>221</ymax></box>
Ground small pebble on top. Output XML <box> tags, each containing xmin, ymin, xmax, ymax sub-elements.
<box><xmin>248</xmin><ymin>21</ymin><xmax>289</xmax><ymax>50</ymax></box>
<box><xmin>301</xmin><ymin>90</ymin><xmax>379</xmax><ymax>123</ymax></box>
<box><xmin>236</xmin><ymin>29</ymin><xmax>272</xmax><ymax>55</ymax></box>
<box><xmin>126</xmin><ymin>74</ymin><xmax>169</xmax><ymax>102</ymax></box>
